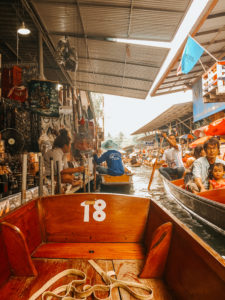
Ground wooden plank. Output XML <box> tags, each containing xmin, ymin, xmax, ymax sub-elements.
<box><xmin>1</xmin><ymin>222</ymin><xmax>37</xmax><ymax>276</ymax></box>
<box><xmin>140</xmin><ymin>222</ymin><xmax>173</xmax><ymax>278</ymax></box>
<box><xmin>1</xmin><ymin>200</ymin><xmax>42</xmax><ymax>254</ymax></box>
<box><xmin>113</xmin><ymin>260</ymin><xmax>172</xmax><ymax>300</ymax></box>
<box><xmin>40</xmin><ymin>193</ymin><xmax>150</xmax><ymax>243</ymax></box>
<box><xmin>33</xmin><ymin>242</ymin><xmax>145</xmax><ymax>259</ymax></box>
<box><xmin>0</xmin><ymin>231</ymin><xmax>11</xmax><ymax>288</ymax></box>
<box><xmin>0</xmin><ymin>259</ymin><xmax>121</xmax><ymax>300</ymax></box>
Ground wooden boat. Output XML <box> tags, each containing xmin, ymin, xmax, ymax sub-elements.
<box><xmin>100</xmin><ymin>173</ymin><xmax>133</xmax><ymax>186</ymax></box>
<box><xmin>130</xmin><ymin>162</ymin><xmax>142</xmax><ymax>167</ymax></box>
<box><xmin>160</xmin><ymin>175</ymin><xmax>225</xmax><ymax>236</ymax></box>
<box><xmin>0</xmin><ymin>193</ymin><xmax>224</xmax><ymax>299</ymax></box>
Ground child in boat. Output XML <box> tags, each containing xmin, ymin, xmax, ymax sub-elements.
<box><xmin>209</xmin><ymin>163</ymin><xmax>225</xmax><ymax>190</ymax></box>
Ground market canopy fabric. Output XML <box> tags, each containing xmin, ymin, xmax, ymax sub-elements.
<box><xmin>204</xmin><ymin>118</ymin><xmax>225</xmax><ymax>136</ymax></box>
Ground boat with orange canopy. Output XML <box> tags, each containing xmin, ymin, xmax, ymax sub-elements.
<box><xmin>0</xmin><ymin>193</ymin><xmax>224</xmax><ymax>299</ymax></box>
<box><xmin>161</xmin><ymin>175</ymin><xmax>225</xmax><ymax>236</ymax></box>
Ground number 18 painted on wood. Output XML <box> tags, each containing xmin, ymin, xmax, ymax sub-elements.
<box><xmin>81</xmin><ymin>199</ymin><xmax>106</xmax><ymax>222</ymax></box>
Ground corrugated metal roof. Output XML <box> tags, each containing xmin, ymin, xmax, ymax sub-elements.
<box><xmin>131</xmin><ymin>102</ymin><xmax>193</xmax><ymax>135</ymax></box>
<box><xmin>152</xmin><ymin>0</ymin><xmax>225</xmax><ymax>97</ymax></box>
<box><xmin>0</xmin><ymin>0</ymin><xmax>194</xmax><ymax>99</ymax></box>
<box><xmin>31</xmin><ymin>0</ymin><xmax>193</xmax><ymax>98</ymax></box>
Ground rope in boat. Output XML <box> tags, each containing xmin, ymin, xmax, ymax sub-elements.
<box><xmin>29</xmin><ymin>259</ymin><xmax>153</xmax><ymax>300</ymax></box>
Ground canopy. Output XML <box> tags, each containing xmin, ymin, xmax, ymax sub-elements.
<box><xmin>189</xmin><ymin>136</ymin><xmax>212</xmax><ymax>148</ymax></box>
<box><xmin>204</xmin><ymin>118</ymin><xmax>225</xmax><ymax>136</ymax></box>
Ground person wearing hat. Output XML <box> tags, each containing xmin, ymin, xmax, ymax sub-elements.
<box><xmin>93</xmin><ymin>139</ymin><xmax>125</xmax><ymax>176</ymax></box>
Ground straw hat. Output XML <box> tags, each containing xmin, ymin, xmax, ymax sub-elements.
<box><xmin>101</xmin><ymin>139</ymin><xmax>118</xmax><ymax>150</ymax></box>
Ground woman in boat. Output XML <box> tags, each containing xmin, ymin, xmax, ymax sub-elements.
<box><xmin>44</xmin><ymin>129</ymin><xmax>84</xmax><ymax>184</ymax></box>
<box><xmin>209</xmin><ymin>163</ymin><xmax>225</xmax><ymax>190</ymax></box>
<box><xmin>93</xmin><ymin>139</ymin><xmax>125</xmax><ymax>176</ymax></box>
<box><xmin>192</xmin><ymin>137</ymin><xmax>225</xmax><ymax>192</ymax></box>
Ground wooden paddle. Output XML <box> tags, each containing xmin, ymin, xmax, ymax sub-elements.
<box><xmin>147</xmin><ymin>137</ymin><xmax>164</xmax><ymax>191</ymax></box>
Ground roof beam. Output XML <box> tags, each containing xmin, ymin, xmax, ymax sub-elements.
<box><xmin>78</xmin><ymin>56</ymin><xmax>159</xmax><ymax>69</ymax></box>
<box><xmin>75</xmin><ymin>80</ymin><xmax>149</xmax><ymax>92</ymax></box>
<box><xmin>77</xmin><ymin>70</ymin><xmax>152</xmax><ymax>83</ymax></box>
<box><xmin>32</xmin><ymin>0</ymin><xmax>183</xmax><ymax>14</ymax></box>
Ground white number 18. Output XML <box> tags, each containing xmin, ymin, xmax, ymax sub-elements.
<box><xmin>81</xmin><ymin>199</ymin><xmax>106</xmax><ymax>222</ymax></box>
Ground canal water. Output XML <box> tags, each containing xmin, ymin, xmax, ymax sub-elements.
<box><xmin>100</xmin><ymin>165</ymin><xmax>225</xmax><ymax>257</ymax></box>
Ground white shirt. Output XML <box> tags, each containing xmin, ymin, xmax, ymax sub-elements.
<box><xmin>192</xmin><ymin>156</ymin><xmax>225</xmax><ymax>189</ymax></box>
<box><xmin>162</xmin><ymin>144</ymin><xmax>184</xmax><ymax>168</ymax></box>
<box><xmin>44</xmin><ymin>148</ymin><xmax>68</xmax><ymax>176</ymax></box>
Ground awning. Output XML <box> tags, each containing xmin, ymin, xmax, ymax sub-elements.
<box><xmin>204</xmin><ymin>118</ymin><xmax>225</xmax><ymax>136</ymax></box>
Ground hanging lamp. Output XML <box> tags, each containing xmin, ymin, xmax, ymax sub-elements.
<box><xmin>17</xmin><ymin>22</ymin><xmax>31</xmax><ymax>35</ymax></box>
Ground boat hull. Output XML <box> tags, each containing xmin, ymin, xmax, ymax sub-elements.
<box><xmin>161</xmin><ymin>174</ymin><xmax>225</xmax><ymax>235</ymax></box>
<box><xmin>100</xmin><ymin>174</ymin><xmax>132</xmax><ymax>186</ymax></box>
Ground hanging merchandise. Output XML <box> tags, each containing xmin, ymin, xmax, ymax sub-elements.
<box><xmin>28</xmin><ymin>80</ymin><xmax>59</xmax><ymax>117</ymax></box>
<box><xmin>0</xmin><ymin>128</ymin><xmax>24</xmax><ymax>155</ymax></box>
<box><xmin>55</xmin><ymin>37</ymin><xmax>78</xmax><ymax>72</ymax></box>
<box><xmin>74</xmin><ymin>118</ymin><xmax>94</xmax><ymax>152</ymax></box>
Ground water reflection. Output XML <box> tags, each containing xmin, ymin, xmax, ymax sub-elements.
<box><xmin>100</xmin><ymin>165</ymin><xmax>225</xmax><ymax>256</ymax></box>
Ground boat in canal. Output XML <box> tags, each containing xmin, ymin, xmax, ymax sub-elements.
<box><xmin>161</xmin><ymin>175</ymin><xmax>225</xmax><ymax>236</ymax></box>
<box><xmin>100</xmin><ymin>173</ymin><xmax>133</xmax><ymax>186</ymax></box>
<box><xmin>0</xmin><ymin>193</ymin><xmax>224</xmax><ymax>299</ymax></box>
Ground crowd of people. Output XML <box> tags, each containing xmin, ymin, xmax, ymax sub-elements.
<box><xmin>158</xmin><ymin>133</ymin><xmax>225</xmax><ymax>193</ymax></box>
<box><xmin>42</xmin><ymin>128</ymin><xmax>225</xmax><ymax>194</ymax></box>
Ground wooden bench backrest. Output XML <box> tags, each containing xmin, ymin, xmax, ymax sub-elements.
<box><xmin>39</xmin><ymin>193</ymin><xmax>150</xmax><ymax>243</ymax></box>
<box><xmin>0</xmin><ymin>201</ymin><xmax>42</xmax><ymax>254</ymax></box>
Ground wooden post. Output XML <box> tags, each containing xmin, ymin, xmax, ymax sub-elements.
<box><xmin>21</xmin><ymin>153</ymin><xmax>27</xmax><ymax>204</ymax></box>
<box><xmin>50</xmin><ymin>157</ymin><xmax>54</xmax><ymax>195</ymax></box>
<box><xmin>56</xmin><ymin>161</ymin><xmax>61</xmax><ymax>194</ymax></box>
<box><xmin>38</xmin><ymin>154</ymin><xmax>43</xmax><ymax>197</ymax></box>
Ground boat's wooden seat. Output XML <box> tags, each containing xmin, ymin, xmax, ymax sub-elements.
<box><xmin>198</xmin><ymin>187</ymin><xmax>225</xmax><ymax>204</ymax></box>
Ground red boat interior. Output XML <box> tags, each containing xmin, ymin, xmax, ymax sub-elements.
<box><xmin>0</xmin><ymin>194</ymin><xmax>224</xmax><ymax>299</ymax></box>
<box><xmin>172</xmin><ymin>179</ymin><xmax>225</xmax><ymax>204</ymax></box>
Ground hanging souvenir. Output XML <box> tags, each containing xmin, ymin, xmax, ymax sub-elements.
<box><xmin>28</xmin><ymin>80</ymin><xmax>59</xmax><ymax>117</ymax></box>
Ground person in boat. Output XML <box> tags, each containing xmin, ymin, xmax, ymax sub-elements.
<box><xmin>158</xmin><ymin>132</ymin><xmax>185</xmax><ymax>180</ymax></box>
<box><xmin>184</xmin><ymin>145</ymin><xmax>206</xmax><ymax>193</ymax></box>
<box><xmin>192</xmin><ymin>137</ymin><xmax>225</xmax><ymax>192</ymax></box>
<box><xmin>208</xmin><ymin>163</ymin><xmax>225</xmax><ymax>190</ymax></box>
<box><xmin>93</xmin><ymin>139</ymin><xmax>125</xmax><ymax>176</ymax></box>
<box><xmin>130</xmin><ymin>155</ymin><xmax>138</xmax><ymax>165</ymax></box>
<box><xmin>44</xmin><ymin>129</ymin><xmax>84</xmax><ymax>184</ymax></box>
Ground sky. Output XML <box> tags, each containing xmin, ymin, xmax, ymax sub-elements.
<box><xmin>104</xmin><ymin>90</ymin><xmax>192</xmax><ymax>137</ymax></box>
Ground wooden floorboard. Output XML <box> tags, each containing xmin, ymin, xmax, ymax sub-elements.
<box><xmin>33</xmin><ymin>243</ymin><xmax>145</xmax><ymax>259</ymax></box>
<box><xmin>113</xmin><ymin>260</ymin><xmax>173</xmax><ymax>300</ymax></box>
<box><xmin>0</xmin><ymin>258</ymin><xmax>172</xmax><ymax>300</ymax></box>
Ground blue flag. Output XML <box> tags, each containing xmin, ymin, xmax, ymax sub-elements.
<box><xmin>181</xmin><ymin>36</ymin><xmax>204</xmax><ymax>74</ymax></box>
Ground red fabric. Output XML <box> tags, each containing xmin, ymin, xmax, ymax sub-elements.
<box><xmin>209</xmin><ymin>179</ymin><xmax>225</xmax><ymax>189</ymax></box>
<box><xmin>7</xmin><ymin>86</ymin><xmax>28</xmax><ymax>102</ymax></box>
<box><xmin>204</xmin><ymin>118</ymin><xmax>225</xmax><ymax>136</ymax></box>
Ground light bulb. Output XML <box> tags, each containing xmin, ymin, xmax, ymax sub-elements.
<box><xmin>17</xmin><ymin>22</ymin><xmax>30</xmax><ymax>35</ymax></box>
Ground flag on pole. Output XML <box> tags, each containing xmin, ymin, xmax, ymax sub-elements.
<box><xmin>181</xmin><ymin>36</ymin><xmax>204</xmax><ymax>74</ymax></box>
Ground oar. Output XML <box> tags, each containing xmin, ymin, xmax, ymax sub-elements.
<box><xmin>147</xmin><ymin>137</ymin><xmax>164</xmax><ymax>191</ymax></box>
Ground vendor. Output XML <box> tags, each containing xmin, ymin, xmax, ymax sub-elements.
<box><xmin>93</xmin><ymin>139</ymin><xmax>124</xmax><ymax>176</ymax></box>
<box><xmin>44</xmin><ymin>129</ymin><xmax>84</xmax><ymax>184</ymax></box>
